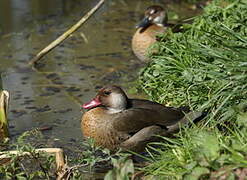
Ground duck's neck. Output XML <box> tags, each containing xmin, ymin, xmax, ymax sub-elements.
<box><xmin>139</xmin><ymin>22</ymin><xmax>166</xmax><ymax>33</ymax></box>
<box><xmin>157</xmin><ymin>17</ymin><xmax>168</xmax><ymax>27</ymax></box>
<box><xmin>107</xmin><ymin>107</ymin><xmax>125</xmax><ymax>114</ymax></box>
<box><xmin>156</xmin><ymin>23</ymin><xmax>166</xmax><ymax>27</ymax></box>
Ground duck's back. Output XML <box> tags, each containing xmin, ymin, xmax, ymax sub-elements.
<box><xmin>132</xmin><ymin>25</ymin><xmax>166</xmax><ymax>62</ymax></box>
<box><xmin>128</xmin><ymin>99</ymin><xmax>188</xmax><ymax>126</ymax></box>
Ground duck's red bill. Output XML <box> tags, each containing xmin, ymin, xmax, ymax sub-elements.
<box><xmin>82</xmin><ymin>98</ymin><xmax>101</xmax><ymax>109</ymax></box>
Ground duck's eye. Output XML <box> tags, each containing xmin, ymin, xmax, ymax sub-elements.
<box><xmin>104</xmin><ymin>91</ymin><xmax>111</xmax><ymax>95</ymax></box>
<box><xmin>150</xmin><ymin>9</ymin><xmax>157</xmax><ymax>14</ymax></box>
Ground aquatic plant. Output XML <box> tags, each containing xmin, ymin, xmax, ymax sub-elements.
<box><xmin>0</xmin><ymin>131</ymin><xmax>56</xmax><ymax>179</ymax></box>
<box><xmin>104</xmin><ymin>156</ymin><xmax>134</xmax><ymax>180</ymax></box>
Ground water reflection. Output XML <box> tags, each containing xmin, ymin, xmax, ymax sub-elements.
<box><xmin>0</xmin><ymin>0</ymin><xmax>98</xmax><ymax>34</ymax></box>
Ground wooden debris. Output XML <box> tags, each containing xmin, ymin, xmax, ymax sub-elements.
<box><xmin>0</xmin><ymin>90</ymin><xmax>9</xmax><ymax>140</ymax></box>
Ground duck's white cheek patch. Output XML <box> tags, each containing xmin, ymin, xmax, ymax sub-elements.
<box><xmin>106</xmin><ymin>93</ymin><xmax>127</xmax><ymax>114</ymax></box>
<box><xmin>153</xmin><ymin>16</ymin><xmax>162</xmax><ymax>23</ymax></box>
<box><xmin>110</xmin><ymin>94</ymin><xmax>125</xmax><ymax>108</ymax></box>
<box><xmin>150</xmin><ymin>9</ymin><xmax>155</xmax><ymax>14</ymax></box>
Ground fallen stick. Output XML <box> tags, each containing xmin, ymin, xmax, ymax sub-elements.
<box><xmin>56</xmin><ymin>163</ymin><xmax>89</xmax><ymax>180</ymax></box>
<box><xmin>29</xmin><ymin>0</ymin><xmax>105</xmax><ymax>66</ymax></box>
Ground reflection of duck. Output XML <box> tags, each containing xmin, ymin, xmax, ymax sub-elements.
<box><xmin>132</xmin><ymin>5</ymin><xmax>168</xmax><ymax>62</ymax></box>
<box><xmin>81</xmin><ymin>86</ymin><xmax>204</xmax><ymax>152</ymax></box>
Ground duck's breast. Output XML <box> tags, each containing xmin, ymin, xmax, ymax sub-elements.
<box><xmin>81</xmin><ymin>108</ymin><xmax>129</xmax><ymax>150</ymax></box>
<box><xmin>132</xmin><ymin>25</ymin><xmax>166</xmax><ymax>62</ymax></box>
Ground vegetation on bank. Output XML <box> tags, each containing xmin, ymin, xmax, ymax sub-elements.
<box><xmin>1</xmin><ymin>0</ymin><xmax>246</xmax><ymax>179</ymax></box>
<box><xmin>138</xmin><ymin>0</ymin><xmax>247</xmax><ymax>178</ymax></box>
<box><xmin>0</xmin><ymin>131</ymin><xmax>57</xmax><ymax>179</ymax></box>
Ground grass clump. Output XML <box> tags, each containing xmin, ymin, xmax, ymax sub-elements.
<box><xmin>140</xmin><ymin>0</ymin><xmax>246</xmax><ymax>123</ymax></box>
<box><xmin>139</xmin><ymin>0</ymin><xmax>247</xmax><ymax>178</ymax></box>
<box><xmin>141</xmin><ymin>107</ymin><xmax>247</xmax><ymax>179</ymax></box>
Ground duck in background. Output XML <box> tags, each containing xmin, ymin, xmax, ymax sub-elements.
<box><xmin>132</xmin><ymin>5</ymin><xmax>168</xmax><ymax>62</ymax></box>
<box><xmin>81</xmin><ymin>85</ymin><xmax>205</xmax><ymax>152</ymax></box>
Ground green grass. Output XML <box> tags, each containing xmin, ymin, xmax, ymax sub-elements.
<box><xmin>140</xmin><ymin>0</ymin><xmax>246</xmax><ymax>122</ymax></box>
<box><xmin>138</xmin><ymin>0</ymin><xmax>247</xmax><ymax>178</ymax></box>
<box><xmin>140</xmin><ymin>111</ymin><xmax>247</xmax><ymax>179</ymax></box>
<box><xmin>1</xmin><ymin>0</ymin><xmax>246</xmax><ymax>179</ymax></box>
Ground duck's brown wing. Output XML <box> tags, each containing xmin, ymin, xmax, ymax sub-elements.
<box><xmin>120</xmin><ymin>125</ymin><xmax>168</xmax><ymax>152</ymax></box>
<box><xmin>129</xmin><ymin>99</ymin><xmax>188</xmax><ymax>126</ymax></box>
<box><xmin>119</xmin><ymin>112</ymin><xmax>205</xmax><ymax>152</ymax></box>
<box><xmin>112</xmin><ymin>107</ymin><xmax>184</xmax><ymax>133</ymax></box>
<box><xmin>129</xmin><ymin>99</ymin><xmax>189</xmax><ymax>112</ymax></box>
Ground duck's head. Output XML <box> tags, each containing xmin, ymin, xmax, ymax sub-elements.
<box><xmin>136</xmin><ymin>5</ymin><xmax>168</xmax><ymax>29</ymax></box>
<box><xmin>82</xmin><ymin>86</ymin><xmax>128</xmax><ymax>112</ymax></box>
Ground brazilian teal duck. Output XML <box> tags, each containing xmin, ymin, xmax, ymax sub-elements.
<box><xmin>132</xmin><ymin>5</ymin><xmax>168</xmax><ymax>62</ymax></box>
<box><xmin>81</xmin><ymin>86</ymin><xmax>203</xmax><ymax>152</ymax></box>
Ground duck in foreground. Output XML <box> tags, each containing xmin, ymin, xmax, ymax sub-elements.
<box><xmin>81</xmin><ymin>86</ymin><xmax>204</xmax><ymax>152</ymax></box>
<box><xmin>132</xmin><ymin>5</ymin><xmax>168</xmax><ymax>62</ymax></box>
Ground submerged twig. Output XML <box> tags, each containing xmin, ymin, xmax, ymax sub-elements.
<box><xmin>79</xmin><ymin>32</ymin><xmax>89</xmax><ymax>44</ymax></box>
<box><xmin>29</xmin><ymin>0</ymin><xmax>105</xmax><ymax>66</ymax></box>
<box><xmin>56</xmin><ymin>163</ymin><xmax>89</xmax><ymax>180</ymax></box>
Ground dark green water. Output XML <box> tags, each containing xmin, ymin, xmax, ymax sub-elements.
<box><xmin>0</xmin><ymin>0</ymin><xmax>201</xmax><ymax>176</ymax></box>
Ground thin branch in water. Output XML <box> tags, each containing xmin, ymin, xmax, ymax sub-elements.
<box><xmin>29</xmin><ymin>0</ymin><xmax>105</xmax><ymax>66</ymax></box>
<box><xmin>80</xmin><ymin>32</ymin><xmax>89</xmax><ymax>44</ymax></box>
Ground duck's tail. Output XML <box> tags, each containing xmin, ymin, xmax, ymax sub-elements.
<box><xmin>166</xmin><ymin>110</ymin><xmax>208</xmax><ymax>134</ymax></box>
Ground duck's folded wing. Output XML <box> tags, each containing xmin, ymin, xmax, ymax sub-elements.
<box><xmin>120</xmin><ymin>125</ymin><xmax>168</xmax><ymax>152</ymax></box>
<box><xmin>112</xmin><ymin>108</ymin><xmax>169</xmax><ymax>133</ymax></box>
<box><xmin>129</xmin><ymin>99</ymin><xmax>187</xmax><ymax>126</ymax></box>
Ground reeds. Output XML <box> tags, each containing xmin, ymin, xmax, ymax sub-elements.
<box><xmin>0</xmin><ymin>75</ymin><xmax>9</xmax><ymax>140</ymax></box>
<box><xmin>0</xmin><ymin>90</ymin><xmax>9</xmax><ymax>140</ymax></box>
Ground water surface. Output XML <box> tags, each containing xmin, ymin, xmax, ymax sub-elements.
<box><xmin>0</xmin><ymin>0</ymin><xmax>201</xmax><ymax>171</ymax></box>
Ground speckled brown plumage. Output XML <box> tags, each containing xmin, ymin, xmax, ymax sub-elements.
<box><xmin>82</xmin><ymin>107</ymin><xmax>130</xmax><ymax>150</ymax></box>
<box><xmin>132</xmin><ymin>5</ymin><xmax>168</xmax><ymax>62</ymax></box>
<box><xmin>132</xmin><ymin>25</ymin><xmax>166</xmax><ymax>62</ymax></box>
